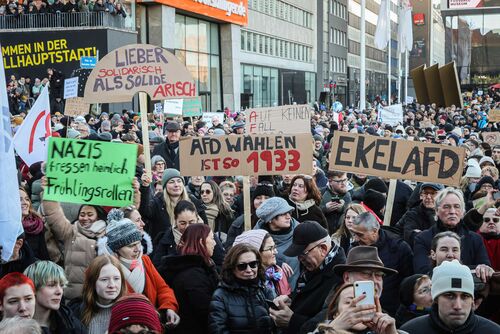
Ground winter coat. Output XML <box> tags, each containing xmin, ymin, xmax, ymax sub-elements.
<box><xmin>395</xmin><ymin>304</ymin><xmax>430</xmax><ymax>328</ymax></box>
<box><xmin>255</xmin><ymin>218</ymin><xmax>301</xmax><ymax>288</ymax></box>
<box><xmin>0</xmin><ymin>242</ymin><xmax>37</xmax><ymax>278</ymax></box>
<box><xmin>208</xmin><ymin>279</ymin><xmax>274</xmax><ymax>334</ymax></box>
<box><xmin>320</xmin><ymin>187</ymin><xmax>352</xmax><ymax>234</ymax></box>
<box><xmin>24</xmin><ymin>226</ymin><xmax>51</xmax><ymax>261</ymax></box>
<box><xmin>400</xmin><ymin>304</ymin><xmax>500</xmax><ymax>333</ymax></box>
<box><xmin>160</xmin><ymin>255</ymin><xmax>219</xmax><ymax>334</ymax></box>
<box><xmin>152</xmin><ymin>140</ymin><xmax>180</xmax><ymax>170</ymax></box>
<box><xmin>42</xmin><ymin>200</ymin><xmax>103</xmax><ymax>300</ymax></box>
<box><xmin>287</xmin><ymin>245</ymin><xmax>346</xmax><ymax>334</ymax></box>
<box><xmin>286</xmin><ymin>198</ymin><xmax>328</xmax><ymax>230</ymax></box>
<box><xmin>480</xmin><ymin>233</ymin><xmax>500</xmax><ymax>271</ymax></box>
<box><xmin>41</xmin><ymin>303</ymin><xmax>87</xmax><ymax>334</ymax></box>
<box><xmin>395</xmin><ymin>203</ymin><xmax>436</xmax><ymax>248</ymax></box>
<box><xmin>413</xmin><ymin>220</ymin><xmax>491</xmax><ymax>274</ymax></box>
<box><xmin>92</xmin><ymin>2</ymin><xmax>106</xmax><ymax>12</ymax></box>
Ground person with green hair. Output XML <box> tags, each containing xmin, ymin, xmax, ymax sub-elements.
<box><xmin>24</xmin><ymin>261</ymin><xmax>86</xmax><ymax>333</ymax></box>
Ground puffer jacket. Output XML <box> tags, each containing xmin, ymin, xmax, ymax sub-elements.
<box><xmin>208</xmin><ymin>279</ymin><xmax>274</xmax><ymax>334</ymax></box>
<box><xmin>42</xmin><ymin>200</ymin><xmax>104</xmax><ymax>300</ymax></box>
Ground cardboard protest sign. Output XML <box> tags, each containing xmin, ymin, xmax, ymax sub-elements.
<box><xmin>410</xmin><ymin>65</ymin><xmax>430</xmax><ymax>105</ymax></box>
<box><xmin>179</xmin><ymin>133</ymin><xmax>313</xmax><ymax>176</ymax></box>
<box><xmin>488</xmin><ymin>109</ymin><xmax>500</xmax><ymax>123</ymax></box>
<box><xmin>163</xmin><ymin>99</ymin><xmax>183</xmax><ymax>116</ymax></box>
<box><xmin>424</xmin><ymin>64</ymin><xmax>445</xmax><ymax>107</ymax></box>
<box><xmin>378</xmin><ymin>104</ymin><xmax>403</xmax><ymax>126</ymax></box>
<box><xmin>84</xmin><ymin>44</ymin><xmax>196</xmax><ymax>103</ymax></box>
<box><xmin>64</xmin><ymin>97</ymin><xmax>90</xmax><ymax>117</ymax></box>
<box><xmin>44</xmin><ymin>137</ymin><xmax>137</xmax><ymax>206</ymax></box>
<box><xmin>482</xmin><ymin>132</ymin><xmax>500</xmax><ymax>146</ymax></box>
<box><xmin>329</xmin><ymin>132</ymin><xmax>465</xmax><ymax>186</ymax></box>
<box><xmin>439</xmin><ymin>62</ymin><xmax>464</xmax><ymax>109</ymax></box>
<box><xmin>64</xmin><ymin>77</ymin><xmax>78</xmax><ymax>99</ymax></box>
<box><xmin>245</xmin><ymin>105</ymin><xmax>311</xmax><ymax>134</ymax></box>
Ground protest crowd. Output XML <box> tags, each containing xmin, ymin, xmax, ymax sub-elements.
<box><xmin>2</xmin><ymin>77</ymin><xmax>500</xmax><ymax>334</ymax></box>
<box><xmin>0</xmin><ymin>0</ymin><xmax>127</xmax><ymax>18</ymax></box>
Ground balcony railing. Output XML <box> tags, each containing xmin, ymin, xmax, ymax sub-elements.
<box><xmin>0</xmin><ymin>12</ymin><xmax>133</xmax><ymax>31</ymax></box>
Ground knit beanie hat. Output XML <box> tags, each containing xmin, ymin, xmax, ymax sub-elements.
<box><xmin>108</xmin><ymin>293</ymin><xmax>162</xmax><ymax>333</ymax></box>
<box><xmin>365</xmin><ymin>178</ymin><xmax>388</xmax><ymax>194</ymax></box>
<box><xmin>256</xmin><ymin>197</ymin><xmax>294</xmax><ymax>223</ymax></box>
<box><xmin>253</xmin><ymin>184</ymin><xmax>275</xmax><ymax>199</ymax></box>
<box><xmin>464</xmin><ymin>159</ymin><xmax>481</xmax><ymax>178</ymax></box>
<box><xmin>105</xmin><ymin>209</ymin><xmax>142</xmax><ymax>253</ymax></box>
<box><xmin>313</xmin><ymin>134</ymin><xmax>324</xmax><ymax>142</ymax></box>
<box><xmin>161</xmin><ymin>168</ymin><xmax>184</xmax><ymax>189</ymax></box>
<box><xmin>431</xmin><ymin>260</ymin><xmax>474</xmax><ymax>300</ymax></box>
<box><xmin>363</xmin><ymin>189</ymin><xmax>386</xmax><ymax>213</ymax></box>
<box><xmin>233</xmin><ymin>229</ymin><xmax>268</xmax><ymax>250</ymax></box>
<box><xmin>399</xmin><ymin>274</ymin><xmax>426</xmax><ymax>307</ymax></box>
<box><xmin>474</xmin><ymin>176</ymin><xmax>495</xmax><ymax>193</ymax></box>
<box><xmin>151</xmin><ymin>155</ymin><xmax>166</xmax><ymax>166</ymax></box>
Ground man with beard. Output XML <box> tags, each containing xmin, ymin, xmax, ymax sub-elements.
<box><xmin>152</xmin><ymin>122</ymin><xmax>181</xmax><ymax>170</ymax></box>
<box><xmin>320</xmin><ymin>171</ymin><xmax>352</xmax><ymax>234</ymax></box>
<box><xmin>396</xmin><ymin>183</ymin><xmax>443</xmax><ymax>247</ymax></box>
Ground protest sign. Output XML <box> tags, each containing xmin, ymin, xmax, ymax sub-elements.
<box><xmin>329</xmin><ymin>132</ymin><xmax>465</xmax><ymax>186</ymax></box>
<box><xmin>179</xmin><ymin>133</ymin><xmax>313</xmax><ymax>176</ymax></box>
<box><xmin>44</xmin><ymin>137</ymin><xmax>137</xmax><ymax>206</ymax></box>
<box><xmin>84</xmin><ymin>44</ymin><xmax>196</xmax><ymax>103</ymax></box>
<box><xmin>164</xmin><ymin>99</ymin><xmax>183</xmax><ymax>116</ymax></box>
<box><xmin>64</xmin><ymin>77</ymin><xmax>78</xmax><ymax>99</ymax></box>
<box><xmin>245</xmin><ymin>104</ymin><xmax>311</xmax><ymax>134</ymax></box>
<box><xmin>378</xmin><ymin>104</ymin><xmax>403</xmax><ymax>126</ymax></box>
<box><xmin>482</xmin><ymin>132</ymin><xmax>500</xmax><ymax>146</ymax></box>
<box><xmin>64</xmin><ymin>97</ymin><xmax>90</xmax><ymax>117</ymax></box>
<box><xmin>182</xmin><ymin>97</ymin><xmax>203</xmax><ymax>117</ymax></box>
<box><xmin>202</xmin><ymin>112</ymin><xmax>224</xmax><ymax>128</ymax></box>
<box><xmin>488</xmin><ymin>109</ymin><xmax>500</xmax><ymax>123</ymax></box>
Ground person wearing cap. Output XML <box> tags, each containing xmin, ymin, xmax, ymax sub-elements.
<box><xmin>320</xmin><ymin>171</ymin><xmax>352</xmax><ymax>234</ymax></box>
<box><xmin>349</xmin><ymin>212</ymin><xmax>413</xmax><ymax>315</ymax></box>
<box><xmin>108</xmin><ymin>293</ymin><xmax>163</xmax><ymax>334</ymax></box>
<box><xmin>269</xmin><ymin>221</ymin><xmax>346</xmax><ymax>333</ymax></box>
<box><xmin>401</xmin><ymin>260</ymin><xmax>500</xmax><ymax>333</ymax></box>
<box><xmin>152</xmin><ymin>121</ymin><xmax>181</xmax><ymax>170</ymax></box>
<box><xmin>462</xmin><ymin>159</ymin><xmax>482</xmax><ymax>203</ymax></box>
<box><xmin>98</xmin><ymin>217</ymin><xmax>180</xmax><ymax>329</ymax></box>
<box><xmin>413</xmin><ymin>187</ymin><xmax>490</xmax><ymax>275</ymax></box>
<box><xmin>394</xmin><ymin>274</ymin><xmax>432</xmax><ymax>327</ymax></box>
<box><xmin>396</xmin><ymin>183</ymin><xmax>444</xmax><ymax>247</ymax></box>
<box><xmin>232</xmin><ymin>121</ymin><xmax>245</xmax><ymax>134</ymax></box>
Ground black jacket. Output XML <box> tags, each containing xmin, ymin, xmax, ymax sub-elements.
<box><xmin>287</xmin><ymin>245</ymin><xmax>346</xmax><ymax>334</ymax></box>
<box><xmin>286</xmin><ymin>198</ymin><xmax>328</xmax><ymax>230</ymax></box>
<box><xmin>413</xmin><ymin>220</ymin><xmax>491</xmax><ymax>274</ymax></box>
<box><xmin>152</xmin><ymin>140</ymin><xmax>180</xmax><ymax>170</ymax></box>
<box><xmin>395</xmin><ymin>203</ymin><xmax>436</xmax><ymax>248</ymax></box>
<box><xmin>0</xmin><ymin>242</ymin><xmax>37</xmax><ymax>278</ymax></box>
<box><xmin>208</xmin><ymin>279</ymin><xmax>274</xmax><ymax>334</ymax></box>
<box><xmin>400</xmin><ymin>304</ymin><xmax>500</xmax><ymax>333</ymax></box>
<box><xmin>160</xmin><ymin>255</ymin><xmax>219</xmax><ymax>334</ymax></box>
<box><xmin>41</xmin><ymin>303</ymin><xmax>87</xmax><ymax>334</ymax></box>
<box><xmin>25</xmin><ymin>228</ymin><xmax>51</xmax><ymax>261</ymax></box>
<box><xmin>320</xmin><ymin>187</ymin><xmax>352</xmax><ymax>234</ymax></box>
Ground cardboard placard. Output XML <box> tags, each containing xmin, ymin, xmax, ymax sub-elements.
<box><xmin>439</xmin><ymin>62</ymin><xmax>464</xmax><ymax>109</ymax></box>
<box><xmin>378</xmin><ymin>104</ymin><xmax>403</xmax><ymax>126</ymax></box>
<box><xmin>64</xmin><ymin>97</ymin><xmax>90</xmax><ymax>117</ymax></box>
<box><xmin>410</xmin><ymin>65</ymin><xmax>430</xmax><ymax>105</ymax></box>
<box><xmin>63</xmin><ymin>77</ymin><xmax>78</xmax><ymax>99</ymax></box>
<box><xmin>44</xmin><ymin>138</ymin><xmax>137</xmax><ymax>206</ymax></box>
<box><xmin>424</xmin><ymin>64</ymin><xmax>445</xmax><ymax>107</ymax></box>
<box><xmin>329</xmin><ymin>132</ymin><xmax>465</xmax><ymax>186</ymax></box>
<box><xmin>179</xmin><ymin>133</ymin><xmax>313</xmax><ymax>176</ymax></box>
<box><xmin>482</xmin><ymin>132</ymin><xmax>500</xmax><ymax>146</ymax></box>
<box><xmin>489</xmin><ymin>109</ymin><xmax>500</xmax><ymax>123</ymax></box>
<box><xmin>84</xmin><ymin>44</ymin><xmax>196</xmax><ymax>103</ymax></box>
<box><xmin>245</xmin><ymin>104</ymin><xmax>312</xmax><ymax>134</ymax></box>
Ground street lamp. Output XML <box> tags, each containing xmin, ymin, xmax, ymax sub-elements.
<box><xmin>281</xmin><ymin>71</ymin><xmax>297</xmax><ymax>106</ymax></box>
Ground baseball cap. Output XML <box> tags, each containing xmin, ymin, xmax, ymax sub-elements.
<box><xmin>283</xmin><ymin>221</ymin><xmax>328</xmax><ymax>257</ymax></box>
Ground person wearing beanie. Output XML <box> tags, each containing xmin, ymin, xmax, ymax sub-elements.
<box><xmin>97</xmin><ymin>218</ymin><xmax>180</xmax><ymax>329</ymax></box>
<box><xmin>349</xmin><ymin>212</ymin><xmax>413</xmax><ymax>315</ymax></box>
<box><xmin>108</xmin><ymin>293</ymin><xmax>162</xmax><ymax>334</ymax></box>
<box><xmin>151</xmin><ymin>155</ymin><xmax>166</xmax><ymax>184</ymax></box>
<box><xmin>472</xmin><ymin>176</ymin><xmax>496</xmax><ymax>200</ymax></box>
<box><xmin>401</xmin><ymin>260</ymin><xmax>500</xmax><ymax>333</ymax></box>
<box><xmin>361</xmin><ymin>189</ymin><xmax>386</xmax><ymax>223</ymax></box>
<box><xmin>394</xmin><ymin>274</ymin><xmax>432</xmax><ymax>327</ymax></box>
<box><xmin>233</xmin><ymin>229</ymin><xmax>291</xmax><ymax>298</ymax></box>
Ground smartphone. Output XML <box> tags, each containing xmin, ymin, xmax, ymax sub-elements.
<box><xmin>354</xmin><ymin>281</ymin><xmax>375</xmax><ymax>307</ymax></box>
<box><xmin>265</xmin><ymin>299</ymin><xmax>279</xmax><ymax>310</ymax></box>
<box><xmin>493</xmin><ymin>192</ymin><xmax>500</xmax><ymax>201</ymax></box>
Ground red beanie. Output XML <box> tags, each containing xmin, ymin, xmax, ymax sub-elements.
<box><xmin>108</xmin><ymin>293</ymin><xmax>162</xmax><ymax>333</ymax></box>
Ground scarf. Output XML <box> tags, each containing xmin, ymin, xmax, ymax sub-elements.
<box><xmin>172</xmin><ymin>226</ymin><xmax>183</xmax><ymax>246</ymax></box>
<box><xmin>77</xmin><ymin>220</ymin><xmax>107</xmax><ymax>239</ymax></box>
<box><xmin>265</xmin><ymin>265</ymin><xmax>283</xmax><ymax>289</ymax></box>
<box><xmin>22</xmin><ymin>214</ymin><xmax>44</xmax><ymax>235</ymax></box>
<box><xmin>296</xmin><ymin>243</ymin><xmax>340</xmax><ymax>294</ymax></box>
<box><xmin>205</xmin><ymin>203</ymin><xmax>219</xmax><ymax>231</ymax></box>
<box><xmin>119</xmin><ymin>254</ymin><xmax>145</xmax><ymax>294</ymax></box>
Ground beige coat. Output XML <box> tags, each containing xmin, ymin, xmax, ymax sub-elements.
<box><xmin>42</xmin><ymin>200</ymin><xmax>105</xmax><ymax>300</ymax></box>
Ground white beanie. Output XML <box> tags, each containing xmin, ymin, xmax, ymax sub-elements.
<box><xmin>464</xmin><ymin>159</ymin><xmax>481</xmax><ymax>178</ymax></box>
<box><xmin>233</xmin><ymin>229</ymin><xmax>268</xmax><ymax>251</ymax></box>
<box><xmin>431</xmin><ymin>260</ymin><xmax>474</xmax><ymax>300</ymax></box>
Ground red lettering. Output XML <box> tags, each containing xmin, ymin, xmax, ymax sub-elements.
<box><xmin>249</xmin><ymin>111</ymin><xmax>257</xmax><ymax>123</ymax></box>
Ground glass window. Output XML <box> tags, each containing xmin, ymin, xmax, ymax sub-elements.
<box><xmin>185</xmin><ymin>17</ymin><xmax>198</xmax><ymax>52</ymax></box>
<box><xmin>199</xmin><ymin>21</ymin><xmax>209</xmax><ymax>53</ymax></box>
<box><xmin>262</xmin><ymin>67</ymin><xmax>270</xmax><ymax>107</ymax></box>
<box><xmin>210</xmin><ymin>23</ymin><xmax>219</xmax><ymax>55</ymax></box>
<box><xmin>175</xmin><ymin>15</ymin><xmax>186</xmax><ymax>50</ymax></box>
<box><xmin>186</xmin><ymin>51</ymin><xmax>199</xmax><ymax>85</ymax></box>
<box><xmin>253</xmin><ymin>66</ymin><xmax>262</xmax><ymax>107</ymax></box>
<box><xmin>199</xmin><ymin>53</ymin><xmax>209</xmax><ymax>92</ymax></box>
<box><xmin>271</xmin><ymin>68</ymin><xmax>278</xmax><ymax>106</ymax></box>
<box><xmin>210</xmin><ymin>55</ymin><xmax>221</xmax><ymax>111</ymax></box>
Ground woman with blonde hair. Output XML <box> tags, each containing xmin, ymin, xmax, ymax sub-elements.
<box><xmin>332</xmin><ymin>203</ymin><xmax>367</xmax><ymax>255</ymax></box>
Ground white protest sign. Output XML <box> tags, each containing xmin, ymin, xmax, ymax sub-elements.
<box><xmin>202</xmin><ymin>112</ymin><xmax>224</xmax><ymax>128</ymax></box>
<box><xmin>405</xmin><ymin>96</ymin><xmax>414</xmax><ymax>104</ymax></box>
<box><xmin>164</xmin><ymin>99</ymin><xmax>183</xmax><ymax>116</ymax></box>
<box><xmin>378</xmin><ymin>104</ymin><xmax>404</xmax><ymax>126</ymax></box>
<box><xmin>63</xmin><ymin>77</ymin><xmax>79</xmax><ymax>99</ymax></box>
<box><xmin>245</xmin><ymin>104</ymin><xmax>311</xmax><ymax>134</ymax></box>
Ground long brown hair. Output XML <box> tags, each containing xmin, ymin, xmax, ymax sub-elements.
<box><xmin>327</xmin><ymin>283</ymin><xmax>354</xmax><ymax>320</ymax></box>
<box><xmin>333</xmin><ymin>203</ymin><xmax>366</xmax><ymax>240</ymax></box>
<box><xmin>288</xmin><ymin>175</ymin><xmax>322</xmax><ymax>204</ymax></box>
<box><xmin>81</xmin><ymin>255</ymin><xmax>127</xmax><ymax>326</ymax></box>
<box><xmin>19</xmin><ymin>187</ymin><xmax>41</xmax><ymax>219</ymax></box>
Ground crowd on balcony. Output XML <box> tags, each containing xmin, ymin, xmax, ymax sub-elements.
<box><xmin>0</xmin><ymin>0</ymin><xmax>127</xmax><ymax>18</ymax></box>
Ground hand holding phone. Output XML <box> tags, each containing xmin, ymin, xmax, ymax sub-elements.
<box><xmin>354</xmin><ymin>281</ymin><xmax>375</xmax><ymax>318</ymax></box>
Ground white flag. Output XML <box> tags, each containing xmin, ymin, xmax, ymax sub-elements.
<box><xmin>13</xmin><ymin>85</ymin><xmax>52</xmax><ymax>166</ymax></box>
<box><xmin>374</xmin><ymin>0</ymin><xmax>389</xmax><ymax>50</ymax></box>
<box><xmin>0</xmin><ymin>45</ymin><xmax>23</xmax><ymax>261</ymax></box>
<box><xmin>398</xmin><ymin>0</ymin><xmax>413</xmax><ymax>53</ymax></box>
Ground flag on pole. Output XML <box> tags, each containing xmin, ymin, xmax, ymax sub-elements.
<box><xmin>398</xmin><ymin>0</ymin><xmax>413</xmax><ymax>53</ymax></box>
<box><xmin>0</xmin><ymin>44</ymin><xmax>23</xmax><ymax>262</ymax></box>
<box><xmin>13</xmin><ymin>85</ymin><xmax>52</xmax><ymax>166</ymax></box>
<box><xmin>374</xmin><ymin>0</ymin><xmax>389</xmax><ymax>50</ymax></box>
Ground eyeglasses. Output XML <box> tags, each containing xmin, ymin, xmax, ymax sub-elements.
<box><xmin>330</xmin><ymin>178</ymin><xmax>348</xmax><ymax>184</ymax></box>
<box><xmin>262</xmin><ymin>245</ymin><xmax>277</xmax><ymax>253</ymax></box>
<box><xmin>484</xmin><ymin>217</ymin><xmax>500</xmax><ymax>223</ymax></box>
<box><xmin>155</xmin><ymin>162</ymin><xmax>165</xmax><ymax>166</ymax></box>
<box><xmin>421</xmin><ymin>191</ymin><xmax>437</xmax><ymax>197</ymax></box>
<box><xmin>236</xmin><ymin>261</ymin><xmax>259</xmax><ymax>271</ymax></box>
<box><xmin>299</xmin><ymin>241</ymin><xmax>325</xmax><ymax>257</ymax></box>
<box><xmin>201</xmin><ymin>189</ymin><xmax>212</xmax><ymax>195</ymax></box>
<box><xmin>358</xmin><ymin>270</ymin><xmax>386</xmax><ymax>279</ymax></box>
<box><xmin>416</xmin><ymin>286</ymin><xmax>431</xmax><ymax>295</ymax></box>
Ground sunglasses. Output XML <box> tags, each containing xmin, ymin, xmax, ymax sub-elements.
<box><xmin>201</xmin><ymin>189</ymin><xmax>212</xmax><ymax>195</ymax></box>
<box><xmin>483</xmin><ymin>217</ymin><xmax>500</xmax><ymax>223</ymax></box>
<box><xmin>236</xmin><ymin>260</ymin><xmax>259</xmax><ymax>271</ymax></box>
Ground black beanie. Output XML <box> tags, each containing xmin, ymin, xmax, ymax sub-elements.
<box><xmin>474</xmin><ymin>176</ymin><xmax>495</xmax><ymax>194</ymax></box>
<box><xmin>365</xmin><ymin>178</ymin><xmax>388</xmax><ymax>194</ymax></box>
<box><xmin>363</xmin><ymin>189</ymin><xmax>386</xmax><ymax>213</ymax></box>
<box><xmin>444</xmin><ymin>123</ymin><xmax>454</xmax><ymax>133</ymax></box>
<box><xmin>399</xmin><ymin>274</ymin><xmax>425</xmax><ymax>307</ymax></box>
<box><xmin>252</xmin><ymin>184</ymin><xmax>275</xmax><ymax>199</ymax></box>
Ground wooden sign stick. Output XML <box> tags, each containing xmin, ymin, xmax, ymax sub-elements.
<box><xmin>243</xmin><ymin>176</ymin><xmax>252</xmax><ymax>231</ymax></box>
<box><xmin>383</xmin><ymin>179</ymin><xmax>397</xmax><ymax>226</ymax></box>
<box><xmin>139</xmin><ymin>92</ymin><xmax>152</xmax><ymax>180</ymax></box>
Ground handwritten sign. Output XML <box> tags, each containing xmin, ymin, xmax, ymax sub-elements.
<box><xmin>482</xmin><ymin>132</ymin><xmax>500</xmax><ymax>146</ymax></box>
<box><xmin>378</xmin><ymin>104</ymin><xmax>403</xmax><ymax>126</ymax></box>
<box><xmin>63</xmin><ymin>77</ymin><xmax>78</xmax><ymax>99</ymax></box>
<box><xmin>84</xmin><ymin>44</ymin><xmax>196</xmax><ymax>103</ymax></box>
<box><xmin>202</xmin><ymin>112</ymin><xmax>224</xmax><ymax>128</ymax></box>
<box><xmin>179</xmin><ymin>133</ymin><xmax>313</xmax><ymax>176</ymax></box>
<box><xmin>489</xmin><ymin>109</ymin><xmax>500</xmax><ymax>123</ymax></box>
<box><xmin>329</xmin><ymin>132</ymin><xmax>465</xmax><ymax>186</ymax></box>
<box><xmin>64</xmin><ymin>97</ymin><xmax>90</xmax><ymax>117</ymax></box>
<box><xmin>44</xmin><ymin>138</ymin><xmax>137</xmax><ymax>206</ymax></box>
<box><xmin>245</xmin><ymin>105</ymin><xmax>311</xmax><ymax>134</ymax></box>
